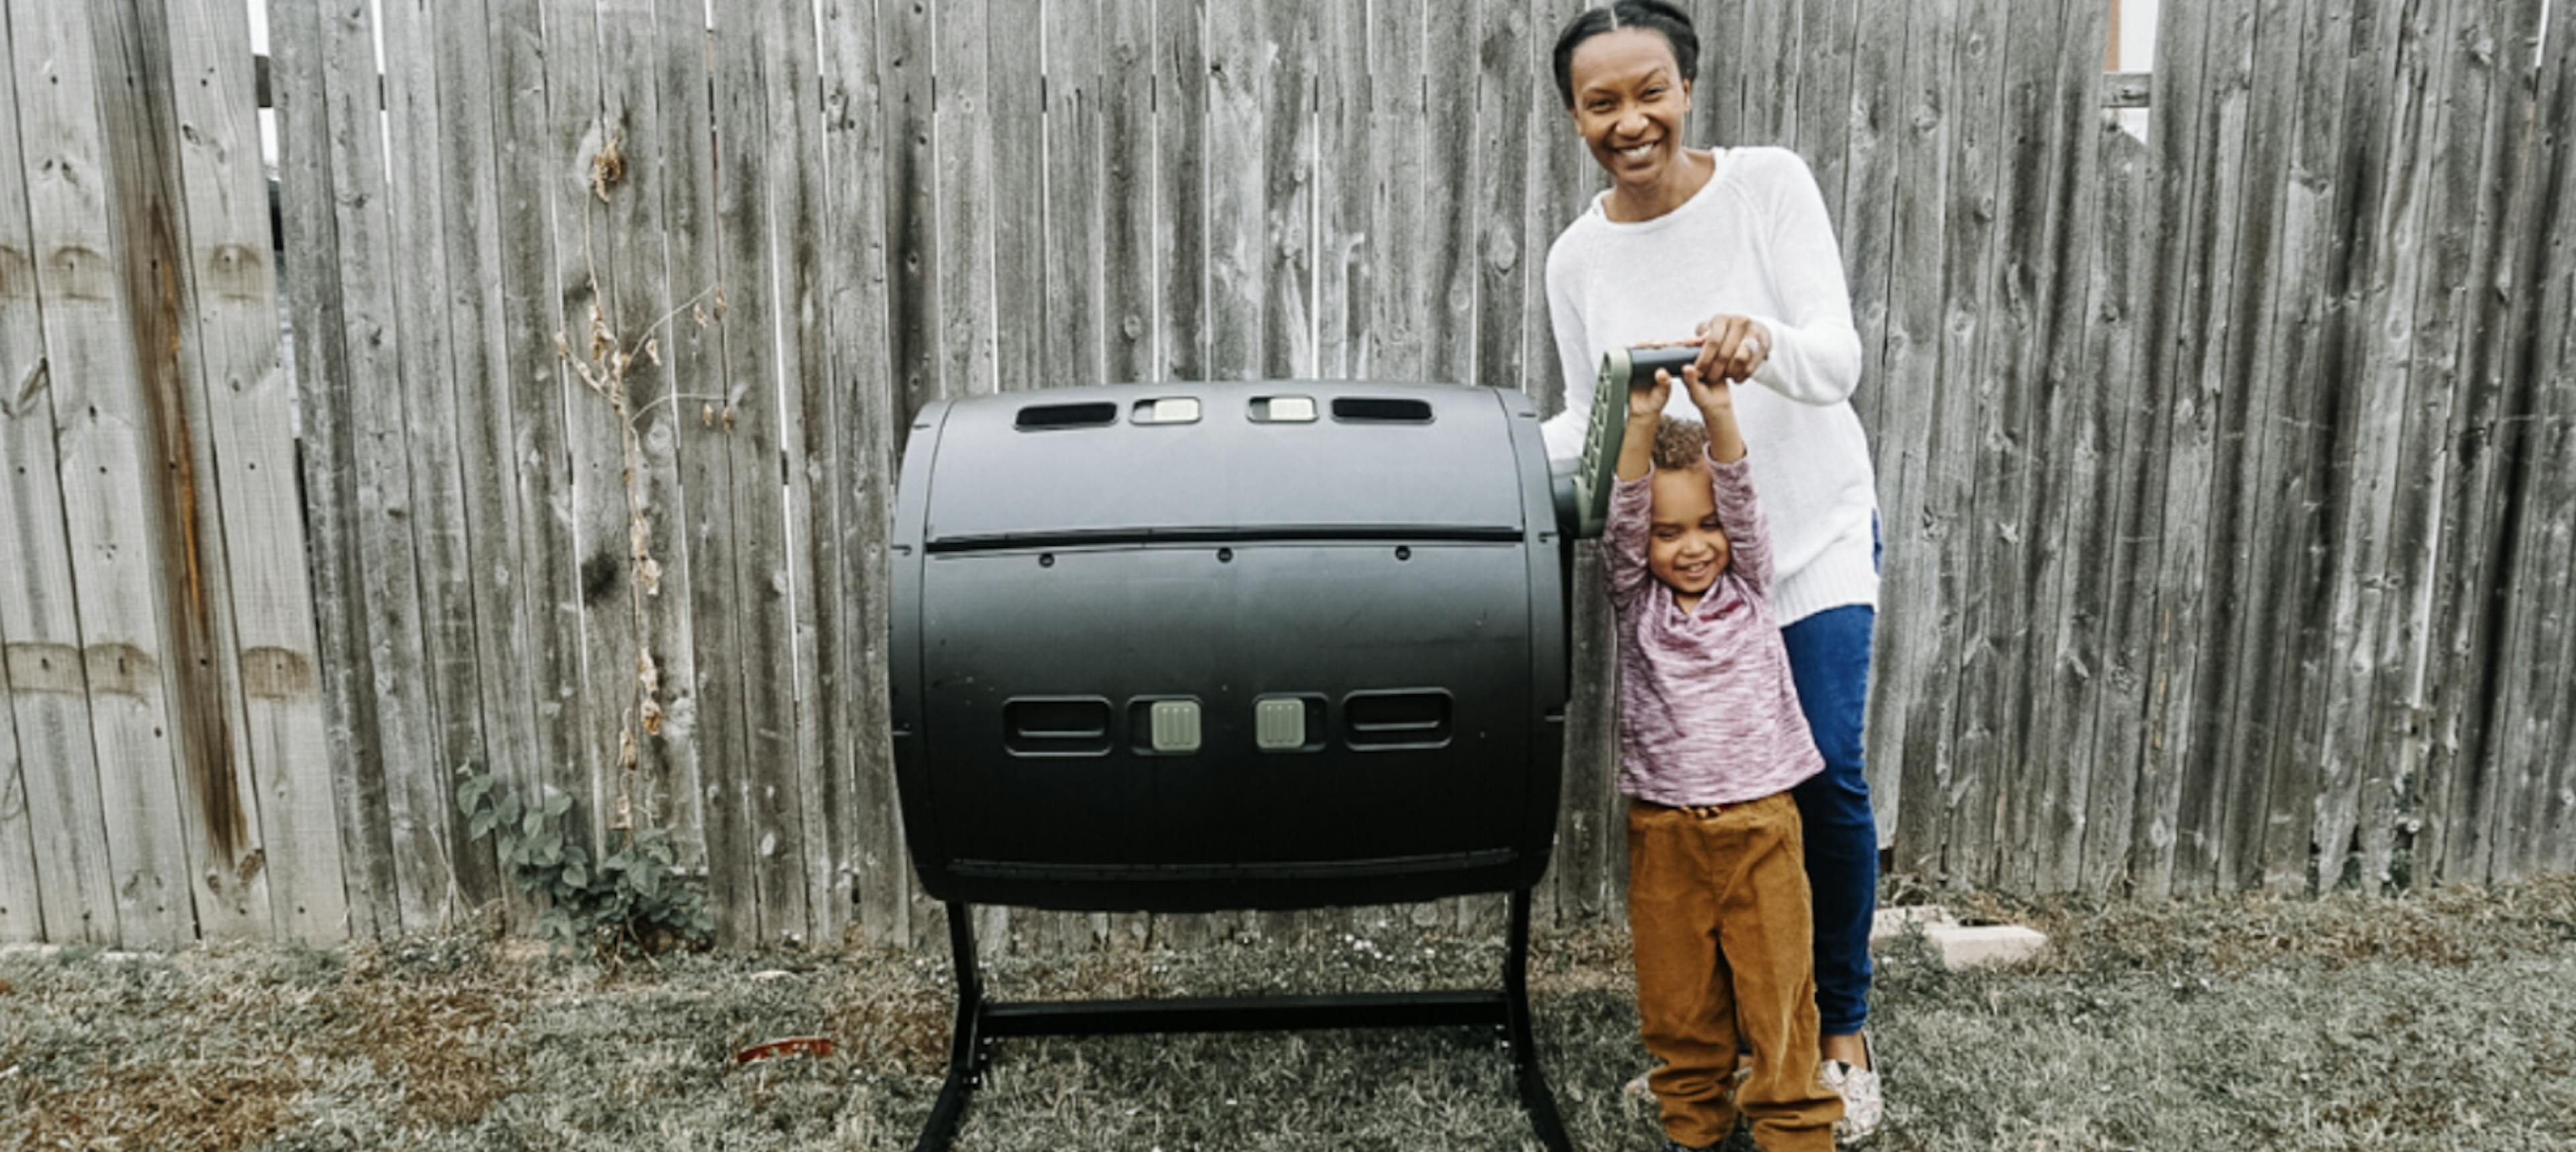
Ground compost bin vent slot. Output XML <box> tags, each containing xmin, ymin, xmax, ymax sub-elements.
<box><xmin>1344</xmin><ymin>689</ymin><xmax>1452</xmax><ymax>748</ymax></box>
<box><xmin>1004</xmin><ymin>697</ymin><xmax>1114</xmax><ymax>755</ymax></box>
<box><xmin>1016</xmin><ymin>402</ymin><xmax>1120</xmax><ymax>430</ymax></box>
<box><xmin>1332</xmin><ymin>397</ymin><xmax>1434</xmax><ymax>423</ymax></box>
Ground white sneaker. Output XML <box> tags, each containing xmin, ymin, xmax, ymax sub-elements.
<box><xmin>1819</xmin><ymin>1043</ymin><xmax>1883</xmax><ymax>1147</ymax></box>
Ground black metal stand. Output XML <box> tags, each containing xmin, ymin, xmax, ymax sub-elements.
<box><xmin>910</xmin><ymin>887</ymin><xmax>1573</xmax><ymax>1151</ymax></box>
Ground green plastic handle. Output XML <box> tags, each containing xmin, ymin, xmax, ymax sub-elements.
<box><xmin>1569</xmin><ymin>346</ymin><xmax>1697</xmax><ymax>538</ymax></box>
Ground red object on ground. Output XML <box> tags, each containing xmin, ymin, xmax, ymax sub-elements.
<box><xmin>733</xmin><ymin>1036</ymin><xmax>835</xmax><ymax>1065</ymax></box>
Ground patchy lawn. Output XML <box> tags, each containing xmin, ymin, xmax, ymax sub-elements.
<box><xmin>3</xmin><ymin>878</ymin><xmax>2571</xmax><ymax>1151</ymax></box>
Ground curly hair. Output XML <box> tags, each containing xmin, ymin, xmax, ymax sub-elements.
<box><xmin>1651</xmin><ymin>414</ymin><xmax>1710</xmax><ymax>472</ymax></box>
<box><xmin>1550</xmin><ymin>0</ymin><xmax>1700</xmax><ymax>109</ymax></box>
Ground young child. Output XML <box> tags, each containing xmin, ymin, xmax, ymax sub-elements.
<box><xmin>1610</xmin><ymin>362</ymin><xmax>1843</xmax><ymax>1152</ymax></box>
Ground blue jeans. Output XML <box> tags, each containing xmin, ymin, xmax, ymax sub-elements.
<box><xmin>1782</xmin><ymin>603</ymin><xmax>1877</xmax><ymax>1038</ymax></box>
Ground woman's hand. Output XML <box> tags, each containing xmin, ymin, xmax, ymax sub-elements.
<box><xmin>1693</xmin><ymin>314</ymin><xmax>1772</xmax><ymax>384</ymax></box>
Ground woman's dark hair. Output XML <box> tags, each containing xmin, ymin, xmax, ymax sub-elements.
<box><xmin>1551</xmin><ymin>1</ymin><xmax>1700</xmax><ymax>109</ymax></box>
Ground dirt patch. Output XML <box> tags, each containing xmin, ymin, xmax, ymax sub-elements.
<box><xmin>7</xmin><ymin>1059</ymin><xmax>300</xmax><ymax>1152</ymax></box>
<box><xmin>311</xmin><ymin>970</ymin><xmax>520</xmax><ymax>1126</ymax></box>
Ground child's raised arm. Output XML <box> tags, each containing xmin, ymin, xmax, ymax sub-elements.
<box><xmin>1680</xmin><ymin>365</ymin><xmax>1772</xmax><ymax>592</ymax></box>
<box><xmin>1678</xmin><ymin>364</ymin><xmax>1746</xmax><ymax>465</ymax></box>
<box><xmin>1613</xmin><ymin>371</ymin><xmax>1671</xmax><ymax>481</ymax></box>
<box><xmin>1603</xmin><ymin>373</ymin><xmax>1670</xmax><ymax>608</ymax></box>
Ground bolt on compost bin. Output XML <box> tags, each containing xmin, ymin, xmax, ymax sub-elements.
<box><xmin>886</xmin><ymin>353</ymin><xmax>1677</xmax><ymax>1151</ymax></box>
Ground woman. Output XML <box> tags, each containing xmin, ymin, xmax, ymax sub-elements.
<box><xmin>1538</xmin><ymin>3</ymin><xmax>1884</xmax><ymax>1145</ymax></box>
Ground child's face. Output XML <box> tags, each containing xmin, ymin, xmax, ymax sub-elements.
<box><xmin>1648</xmin><ymin>464</ymin><xmax>1729</xmax><ymax>598</ymax></box>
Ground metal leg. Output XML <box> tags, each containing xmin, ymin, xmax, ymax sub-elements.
<box><xmin>908</xmin><ymin>891</ymin><xmax>1572</xmax><ymax>1151</ymax></box>
<box><xmin>1505</xmin><ymin>887</ymin><xmax>1574</xmax><ymax>1151</ymax></box>
<box><xmin>913</xmin><ymin>903</ymin><xmax>987</xmax><ymax>1152</ymax></box>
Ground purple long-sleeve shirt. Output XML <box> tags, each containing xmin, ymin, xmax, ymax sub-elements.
<box><xmin>1607</xmin><ymin>451</ymin><xmax>1825</xmax><ymax>807</ymax></box>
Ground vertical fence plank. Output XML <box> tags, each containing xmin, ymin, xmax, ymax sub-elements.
<box><xmin>1794</xmin><ymin>0</ymin><xmax>1858</xmax><ymax>243</ymax></box>
<box><xmin>2245</xmin><ymin>0</ymin><xmax>2365</xmax><ymax>894</ymax></box>
<box><xmin>589</xmin><ymin>0</ymin><xmax>701</xmax><ymax>905</ymax></box>
<box><xmin>89</xmin><ymin>0</ymin><xmax>273</xmax><ymax>941</ymax></box>
<box><xmin>1366</xmin><ymin>0</ymin><xmax>1427</xmax><ymax>381</ymax></box>
<box><xmin>713</xmin><ymin>1</ymin><xmax>813</xmax><ymax>947</ymax></box>
<box><xmin>11</xmin><ymin>0</ymin><xmax>203</xmax><ymax>946</ymax></box>
<box><xmin>1873</xmin><ymin>0</ymin><xmax>1956</xmax><ymax>878</ymax></box>
<box><xmin>1203</xmin><ymin>0</ymin><xmax>1265</xmax><ymax>381</ymax></box>
<box><xmin>539</xmin><ymin>0</ymin><xmax>637</xmax><ymax>871</ymax></box>
<box><xmin>0</xmin><ymin>652</ymin><xmax>34</xmax><ymax>940</ymax></box>
<box><xmin>2414</xmin><ymin>0</ymin><xmax>2544</xmax><ymax>886</ymax></box>
<box><xmin>268</xmin><ymin>0</ymin><xmax>396</xmax><ymax>941</ymax></box>
<box><xmin>378</xmin><ymin>0</ymin><xmax>501</xmax><ymax>917</ymax></box>
<box><xmin>1838</xmin><ymin>0</ymin><xmax>1901</xmax><ymax>447</ymax></box>
<box><xmin>2068</xmin><ymin>121</ymin><xmax>2151</xmax><ymax>896</ymax></box>
<box><xmin>1687</xmin><ymin>0</ymin><xmax>1743</xmax><ymax>147</ymax></box>
<box><xmin>935</xmin><ymin>0</ymin><xmax>1000</xmax><ymax>407</ymax></box>
<box><xmin>680</xmin><ymin>0</ymin><xmax>759</xmax><ymax>949</ymax></box>
<box><xmin>2117</xmin><ymin>0</ymin><xmax>2218</xmax><ymax>899</ymax></box>
<box><xmin>1102</xmin><ymin>0</ymin><xmax>1157</xmax><ymax>386</ymax></box>
<box><xmin>151</xmin><ymin>0</ymin><xmax>354</xmax><ymax>937</ymax></box>
<box><xmin>2002</xmin><ymin>0</ymin><xmax>2109</xmax><ymax>892</ymax></box>
<box><xmin>762</xmin><ymin>0</ymin><xmax>840</xmax><ymax>949</ymax></box>
<box><xmin>2186</xmin><ymin>0</ymin><xmax>2297</xmax><ymax>896</ymax></box>
<box><xmin>991</xmin><ymin>0</ymin><xmax>1044</xmax><ymax>402</ymax></box>
<box><xmin>428</xmin><ymin>0</ymin><xmax>545</xmax><ymax>931</ymax></box>
<box><xmin>1933</xmin><ymin>0</ymin><xmax>2025</xmax><ymax>888</ymax></box>
<box><xmin>1423</xmin><ymin>4</ymin><xmax>1479</xmax><ymax>390</ymax></box>
<box><xmin>1260</xmin><ymin>0</ymin><xmax>1318</xmax><ymax>382</ymax></box>
<box><xmin>1156</xmin><ymin>0</ymin><xmax>1208</xmax><ymax>388</ymax></box>
<box><xmin>2143</xmin><ymin>0</ymin><xmax>2252</xmax><ymax>897</ymax></box>
<box><xmin>820</xmin><ymin>0</ymin><xmax>907</xmax><ymax>948</ymax></box>
<box><xmin>0</xmin><ymin>1</ymin><xmax>122</xmax><ymax>946</ymax></box>
<box><xmin>1914</xmin><ymin>0</ymin><xmax>2010</xmax><ymax>885</ymax></box>
<box><xmin>482</xmin><ymin>0</ymin><xmax>597</xmax><ymax>923</ymax></box>
<box><xmin>2509</xmin><ymin>5</ymin><xmax>2575</xmax><ymax>879</ymax></box>
<box><xmin>1318</xmin><ymin>0</ymin><xmax>1368</xmax><ymax>380</ymax></box>
<box><xmin>323</xmin><ymin>0</ymin><xmax>449</xmax><ymax>933</ymax></box>
<box><xmin>0</xmin><ymin>82</ymin><xmax>41</xmax><ymax>932</ymax></box>
<box><xmin>2304</xmin><ymin>0</ymin><xmax>2413</xmax><ymax>892</ymax></box>
<box><xmin>2355</xmin><ymin>0</ymin><xmax>2460</xmax><ymax>890</ymax></box>
<box><xmin>1474</xmin><ymin>3</ymin><xmax>1532</xmax><ymax>395</ymax></box>
<box><xmin>1742</xmin><ymin>0</ymin><xmax>1799</xmax><ymax>146</ymax></box>
<box><xmin>2463</xmin><ymin>0</ymin><xmax>2556</xmax><ymax>885</ymax></box>
<box><xmin>1046</xmin><ymin>0</ymin><xmax>1108</xmax><ymax>390</ymax></box>
<box><xmin>885</xmin><ymin>0</ymin><xmax>938</xmax><ymax>427</ymax></box>
<box><xmin>1948</xmin><ymin>0</ymin><xmax>2086</xmax><ymax>891</ymax></box>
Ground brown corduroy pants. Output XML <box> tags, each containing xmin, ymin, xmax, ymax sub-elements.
<box><xmin>1626</xmin><ymin>793</ymin><xmax>1843</xmax><ymax>1151</ymax></box>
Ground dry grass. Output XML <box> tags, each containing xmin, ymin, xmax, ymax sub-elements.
<box><xmin>1</xmin><ymin>878</ymin><xmax>2571</xmax><ymax>1150</ymax></box>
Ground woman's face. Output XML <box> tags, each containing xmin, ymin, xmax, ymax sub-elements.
<box><xmin>1566</xmin><ymin>28</ymin><xmax>1693</xmax><ymax>192</ymax></box>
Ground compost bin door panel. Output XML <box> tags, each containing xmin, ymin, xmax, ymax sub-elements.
<box><xmin>918</xmin><ymin>542</ymin><xmax>1532</xmax><ymax>872</ymax></box>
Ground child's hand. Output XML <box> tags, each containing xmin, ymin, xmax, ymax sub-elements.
<box><xmin>1688</xmin><ymin>362</ymin><xmax>1748</xmax><ymax>464</ymax></box>
<box><xmin>1628</xmin><ymin>369</ymin><xmax>1672</xmax><ymax>423</ymax></box>
<box><xmin>1680</xmin><ymin>362</ymin><xmax>1733</xmax><ymax>418</ymax></box>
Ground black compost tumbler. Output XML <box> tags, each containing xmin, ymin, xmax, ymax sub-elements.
<box><xmin>888</xmin><ymin>368</ymin><xmax>1662</xmax><ymax>1151</ymax></box>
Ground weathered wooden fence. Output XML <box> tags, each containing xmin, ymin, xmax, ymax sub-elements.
<box><xmin>1</xmin><ymin>0</ymin><xmax>2570</xmax><ymax>949</ymax></box>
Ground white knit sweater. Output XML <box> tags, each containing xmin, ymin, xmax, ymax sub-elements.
<box><xmin>1539</xmin><ymin>146</ymin><xmax>1879</xmax><ymax>626</ymax></box>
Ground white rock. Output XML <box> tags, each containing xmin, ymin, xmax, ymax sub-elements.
<box><xmin>1924</xmin><ymin>924</ymin><xmax>2049</xmax><ymax>968</ymax></box>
